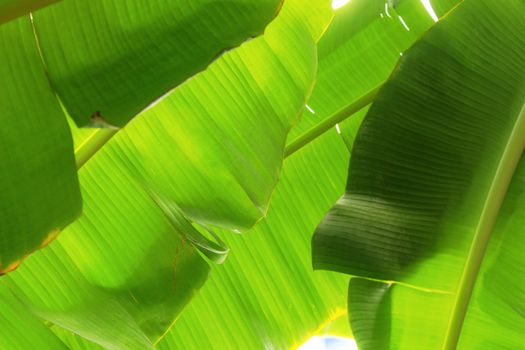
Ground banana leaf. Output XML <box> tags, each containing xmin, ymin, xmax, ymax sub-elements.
<box><xmin>0</xmin><ymin>16</ymin><xmax>80</xmax><ymax>273</ymax></box>
<box><xmin>31</xmin><ymin>0</ymin><xmax>283</xmax><ymax>126</ymax></box>
<box><xmin>0</xmin><ymin>0</ymin><xmax>335</xmax><ymax>348</ymax></box>
<box><xmin>313</xmin><ymin>0</ymin><xmax>525</xmax><ymax>348</ymax></box>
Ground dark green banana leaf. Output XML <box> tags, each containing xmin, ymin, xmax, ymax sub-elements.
<box><xmin>0</xmin><ymin>16</ymin><xmax>81</xmax><ymax>274</ymax></box>
<box><xmin>32</xmin><ymin>0</ymin><xmax>283</xmax><ymax>126</ymax></box>
<box><xmin>313</xmin><ymin>0</ymin><xmax>525</xmax><ymax>348</ymax></box>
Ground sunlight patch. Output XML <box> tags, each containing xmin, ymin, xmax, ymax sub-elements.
<box><xmin>298</xmin><ymin>336</ymin><xmax>358</xmax><ymax>350</ymax></box>
<box><xmin>331</xmin><ymin>0</ymin><xmax>350</xmax><ymax>10</ymax></box>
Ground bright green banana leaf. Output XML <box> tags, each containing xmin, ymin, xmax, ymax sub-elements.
<box><xmin>0</xmin><ymin>0</ymin><xmax>282</xmax><ymax>274</ymax></box>
<box><xmin>0</xmin><ymin>16</ymin><xmax>81</xmax><ymax>274</ymax></box>
<box><xmin>313</xmin><ymin>0</ymin><xmax>525</xmax><ymax>348</ymax></box>
<box><xmin>32</xmin><ymin>0</ymin><xmax>283</xmax><ymax>126</ymax></box>
<box><xmin>287</xmin><ymin>0</ymin><xmax>461</xmax><ymax>151</ymax></box>
<box><xmin>2</xmin><ymin>147</ymin><xmax>210</xmax><ymax>348</ymax></box>
<box><xmin>0</xmin><ymin>287</ymin><xmax>68</xmax><ymax>349</ymax></box>
<box><xmin>67</xmin><ymin>0</ymin><xmax>333</xmax><ymax>231</ymax></box>
<box><xmin>157</xmin><ymin>130</ymin><xmax>351</xmax><ymax>350</ymax></box>
<box><xmin>0</xmin><ymin>0</ymin><xmax>58</xmax><ymax>24</ymax></box>
<box><xmin>86</xmin><ymin>0</ymin><xmax>332</xmax><ymax>232</ymax></box>
<box><xmin>0</xmin><ymin>0</ymin><xmax>336</xmax><ymax>348</ymax></box>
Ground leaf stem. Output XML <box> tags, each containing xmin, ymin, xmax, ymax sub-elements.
<box><xmin>75</xmin><ymin>129</ymin><xmax>118</xmax><ymax>169</ymax></box>
<box><xmin>284</xmin><ymin>84</ymin><xmax>381</xmax><ymax>158</ymax></box>
<box><xmin>74</xmin><ymin>84</ymin><xmax>381</xmax><ymax>168</ymax></box>
<box><xmin>442</xmin><ymin>102</ymin><xmax>525</xmax><ymax>350</ymax></box>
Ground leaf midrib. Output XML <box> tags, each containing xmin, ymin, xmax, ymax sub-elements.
<box><xmin>442</xmin><ymin>101</ymin><xmax>525</xmax><ymax>350</ymax></box>
<box><xmin>75</xmin><ymin>84</ymin><xmax>380</xmax><ymax>171</ymax></box>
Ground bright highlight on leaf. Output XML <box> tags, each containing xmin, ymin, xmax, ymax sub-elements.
<box><xmin>306</xmin><ymin>104</ymin><xmax>316</xmax><ymax>114</ymax></box>
<box><xmin>420</xmin><ymin>0</ymin><xmax>439</xmax><ymax>22</ymax></box>
<box><xmin>397</xmin><ymin>15</ymin><xmax>410</xmax><ymax>31</ymax></box>
<box><xmin>331</xmin><ymin>0</ymin><xmax>350</xmax><ymax>10</ymax></box>
<box><xmin>384</xmin><ymin>2</ymin><xmax>391</xmax><ymax>17</ymax></box>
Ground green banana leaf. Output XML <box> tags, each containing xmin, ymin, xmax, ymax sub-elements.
<box><xmin>0</xmin><ymin>0</ymin><xmax>337</xmax><ymax>348</ymax></box>
<box><xmin>348</xmin><ymin>160</ymin><xmax>525</xmax><ymax>349</ymax></box>
<box><xmin>31</xmin><ymin>0</ymin><xmax>283</xmax><ymax>126</ymax></box>
<box><xmin>348</xmin><ymin>278</ymin><xmax>454</xmax><ymax>349</ymax></box>
<box><xmin>7</xmin><ymin>0</ymin><xmax>517</xmax><ymax>348</ymax></box>
<box><xmin>0</xmin><ymin>0</ymin><xmax>58</xmax><ymax>24</ymax></box>
<box><xmin>2</xmin><ymin>147</ymin><xmax>210</xmax><ymax>349</ymax></box>
<box><xmin>0</xmin><ymin>16</ymin><xmax>81</xmax><ymax>273</ymax></box>
<box><xmin>313</xmin><ymin>0</ymin><xmax>525</xmax><ymax>348</ymax></box>
<box><xmin>114</xmin><ymin>0</ymin><xmax>332</xmax><ymax>232</ymax></box>
<box><xmin>151</xmin><ymin>2</ymin><xmax>467</xmax><ymax>347</ymax></box>
<box><xmin>157</xmin><ymin>130</ymin><xmax>351</xmax><ymax>350</ymax></box>
<box><xmin>0</xmin><ymin>287</ymin><xmax>68</xmax><ymax>349</ymax></box>
<box><xmin>287</xmin><ymin>0</ymin><xmax>460</xmax><ymax>150</ymax></box>
<box><xmin>0</xmin><ymin>0</ymin><xmax>283</xmax><ymax>273</ymax></box>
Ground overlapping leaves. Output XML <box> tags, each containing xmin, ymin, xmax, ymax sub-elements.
<box><xmin>0</xmin><ymin>0</ymin><xmax>282</xmax><ymax>272</ymax></box>
<box><xmin>313</xmin><ymin>0</ymin><xmax>525</xmax><ymax>348</ymax></box>
<box><xmin>1</xmin><ymin>0</ymin><xmax>338</xmax><ymax>348</ymax></box>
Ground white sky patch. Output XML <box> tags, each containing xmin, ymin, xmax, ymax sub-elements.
<box><xmin>399</xmin><ymin>52</ymin><xmax>403</xmax><ymax>56</ymax></box>
<box><xmin>298</xmin><ymin>336</ymin><xmax>358</xmax><ymax>350</ymax></box>
<box><xmin>420</xmin><ymin>0</ymin><xmax>439</xmax><ymax>22</ymax></box>
<box><xmin>398</xmin><ymin>15</ymin><xmax>410</xmax><ymax>31</ymax></box>
<box><xmin>332</xmin><ymin>0</ymin><xmax>350</xmax><ymax>10</ymax></box>
<box><xmin>298</xmin><ymin>337</ymin><xmax>324</xmax><ymax>350</ymax></box>
<box><xmin>335</xmin><ymin>124</ymin><xmax>341</xmax><ymax>134</ymax></box>
<box><xmin>306</xmin><ymin>104</ymin><xmax>316</xmax><ymax>114</ymax></box>
<box><xmin>384</xmin><ymin>2</ymin><xmax>391</xmax><ymax>17</ymax></box>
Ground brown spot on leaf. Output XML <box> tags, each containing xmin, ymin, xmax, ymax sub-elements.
<box><xmin>0</xmin><ymin>228</ymin><xmax>61</xmax><ymax>276</ymax></box>
<box><xmin>0</xmin><ymin>259</ymin><xmax>22</xmax><ymax>276</ymax></box>
<box><xmin>39</xmin><ymin>228</ymin><xmax>60</xmax><ymax>249</ymax></box>
<box><xmin>89</xmin><ymin>111</ymin><xmax>118</xmax><ymax>129</ymax></box>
